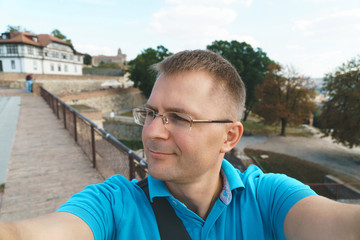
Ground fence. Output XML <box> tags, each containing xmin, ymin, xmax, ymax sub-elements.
<box><xmin>40</xmin><ymin>87</ymin><xmax>148</xmax><ymax>180</ymax></box>
<box><xmin>308</xmin><ymin>182</ymin><xmax>360</xmax><ymax>200</ymax></box>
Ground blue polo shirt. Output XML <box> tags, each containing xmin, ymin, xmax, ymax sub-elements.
<box><xmin>57</xmin><ymin>160</ymin><xmax>316</xmax><ymax>239</ymax></box>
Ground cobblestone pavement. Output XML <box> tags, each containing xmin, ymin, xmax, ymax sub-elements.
<box><xmin>0</xmin><ymin>90</ymin><xmax>104</xmax><ymax>221</ymax></box>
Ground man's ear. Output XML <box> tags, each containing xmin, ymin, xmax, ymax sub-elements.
<box><xmin>220</xmin><ymin>122</ymin><xmax>243</xmax><ymax>153</ymax></box>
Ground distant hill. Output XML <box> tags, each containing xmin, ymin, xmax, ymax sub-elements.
<box><xmin>309</xmin><ymin>78</ymin><xmax>324</xmax><ymax>92</ymax></box>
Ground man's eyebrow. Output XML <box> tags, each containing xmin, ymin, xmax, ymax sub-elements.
<box><xmin>144</xmin><ymin>104</ymin><xmax>192</xmax><ymax>115</ymax></box>
<box><xmin>144</xmin><ymin>103</ymin><xmax>155</xmax><ymax>109</ymax></box>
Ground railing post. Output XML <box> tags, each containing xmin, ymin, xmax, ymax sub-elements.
<box><xmin>63</xmin><ymin>104</ymin><xmax>67</xmax><ymax>129</ymax></box>
<box><xmin>51</xmin><ymin>95</ymin><xmax>54</xmax><ymax>112</ymax></box>
<box><xmin>91</xmin><ymin>125</ymin><xmax>96</xmax><ymax>168</ymax></box>
<box><xmin>73</xmin><ymin>111</ymin><xmax>77</xmax><ymax>142</ymax></box>
<box><xmin>129</xmin><ymin>155</ymin><xmax>135</xmax><ymax>180</ymax></box>
<box><xmin>56</xmin><ymin>98</ymin><xmax>60</xmax><ymax>119</ymax></box>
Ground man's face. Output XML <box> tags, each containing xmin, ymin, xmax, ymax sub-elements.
<box><xmin>142</xmin><ymin>71</ymin><xmax>230</xmax><ymax>184</ymax></box>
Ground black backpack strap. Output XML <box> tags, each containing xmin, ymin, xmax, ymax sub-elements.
<box><xmin>137</xmin><ymin>178</ymin><xmax>192</xmax><ymax>240</ymax></box>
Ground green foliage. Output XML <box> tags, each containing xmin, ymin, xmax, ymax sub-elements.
<box><xmin>7</xmin><ymin>25</ymin><xmax>20</xmax><ymax>33</ymax></box>
<box><xmin>119</xmin><ymin>139</ymin><xmax>143</xmax><ymax>151</ymax></box>
<box><xmin>206</xmin><ymin>40</ymin><xmax>274</xmax><ymax>121</ymax></box>
<box><xmin>242</xmin><ymin>119</ymin><xmax>313</xmax><ymax>137</ymax></box>
<box><xmin>320</xmin><ymin>56</ymin><xmax>360</xmax><ymax>148</ymax></box>
<box><xmin>83</xmin><ymin>54</ymin><xmax>92</xmax><ymax>65</ymax></box>
<box><xmin>51</xmin><ymin>29</ymin><xmax>72</xmax><ymax>45</ymax></box>
<box><xmin>7</xmin><ymin>25</ymin><xmax>32</xmax><ymax>33</ymax></box>
<box><xmin>97</xmin><ymin>62</ymin><xmax>122</xmax><ymax>69</ymax></box>
<box><xmin>253</xmin><ymin>64</ymin><xmax>316</xmax><ymax>136</ymax></box>
<box><xmin>127</xmin><ymin>45</ymin><xmax>172</xmax><ymax>98</ymax></box>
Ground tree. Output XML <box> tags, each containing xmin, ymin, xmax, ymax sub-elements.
<box><xmin>51</xmin><ymin>29</ymin><xmax>72</xmax><ymax>45</ymax></box>
<box><xmin>7</xmin><ymin>25</ymin><xmax>33</xmax><ymax>33</ymax></box>
<box><xmin>207</xmin><ymin>40</ymin><xmax>273</xmax><ymax>121</ymax></box>
<box><xmin>83</xmin><ymin>54</ymin><xmax>92</xmax><ymax>65</ymax></box>
<box><xmin>253</xmin><ymin>64</ymin><xmax>316</xmax><ymax>136</ymax></box>
<box><xmin>320</xmin><ymin>56</ymin><xmax>360</xmax><ymax>148</ymax></box>
<box><xmin>127</xmin><ymin>45</ymin><xmax>172</xmax><ymax>98</ymax></box>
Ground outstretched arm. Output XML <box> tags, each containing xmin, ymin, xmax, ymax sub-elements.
<box><xmin>284</xmin><ymin>195</ymin><xmax>360</xmax><ymax>240</ymax></box>
<box><xmin>0</xmin><ymin>212</ymin><xmax>93</xmax><ymax>240</ymax></box>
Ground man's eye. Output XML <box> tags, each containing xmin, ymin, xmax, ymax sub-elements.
<box><xmin>146</xmin><ymin>110</ymin><xmax>155</xmax><ymax>117</ymax></box>
<box><xmin>172</xmin><ymin>113</ymin><xmax>189</xmax><ymax>122</ymax></box>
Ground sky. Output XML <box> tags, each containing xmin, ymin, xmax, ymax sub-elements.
<box><xmin>1</xmin><ymin>0</ymin><xmax>360</xmax><ymax>78</ymax></box>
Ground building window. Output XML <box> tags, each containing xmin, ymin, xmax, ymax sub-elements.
<box><xmin>33</xmin><ymin>61</ymin><xmax>37</xmax><ymax>70</ymax></box>
<box><xmin>70</xmin><ymin>55</ymin><xmax>73</xmax><ymax>60</ymax></box>
<box><xmin>45</xmin><ymin>51</ymin><xmax>48</xmax><ymax>57</ymax></box>
<box><xmin>64</xmin><ymin>65</ymin><xmax>68</xmax><ymax>72</ymax></box>
<box><xmin>74</xmin><ymin>66</ymin><xmax>77</xmax><ymax>72</ymax></box>
<box><xmin>62</xmin><ymin>53</ymin><xmax>67</xmax><ymax>59</ymax></box>
<box><xmin>77</xmin><ymin>56</ymin><xmax>80</xmax><ymax>61</ymax></box>
<box><xmin>52</xmin><ymin>51</ymin><xmax>59</xmax><ymax>58</ymax></box>
<box><xmin>38</xmin><ymin>49</ymin><xmax>42</xmax><ymax>56</ymax></box>
<box><xmin>27</xmin><ymin>46</ymin><xmax>34</xmax><ymax>55</ymax></box>
<box><xmin>0</xmin><ymin>46</ymin><xmax>3</xmax><ymax>55</ymax></box>
<box><xmin>51</xmin><ymin>63</ymin><xmax>54</xmax><ymax>71</ymax></box>
<box><xmin>7</xmin><ymin>44</ymin><xmax>18</xmax><ymax>54</ymax></box>
<box><xmin>51</xmin><ymin>51</ymin><xmax>59</xmax><ymax>58</ymax></box>
<box><xmin>11</xmin><ymin>60</ymin><xmax>15</xmax><ymax>69</ymax></box>
<box><xmin>58</xmin><ymin>64</ymin><xmax>61</xmax><ymax>71</ymax></box>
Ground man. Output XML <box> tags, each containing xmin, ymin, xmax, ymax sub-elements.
<box><xmin>1</xmin><ymin>50</ymin><xmax>360</xmax><ymax>239</ymax></box>
<box><xmin>25</xmin><ymin>74</ymin><xmax>33</xmax><ymax>93</ymax></box>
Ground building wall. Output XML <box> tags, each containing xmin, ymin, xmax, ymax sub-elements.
<box><xmin>1</xmin><ymin>58</ymin><xmax>23</xmax><ymax>72</ymax></box>
<box><xmin>0</xmin><ymin>43</ymin><xmax>83</xmax><ymax>75</ymax></box>
<box><xmin>23</xmin><ymin>58</ymin><xmax>43</xmax><ymax>74</ymax></box>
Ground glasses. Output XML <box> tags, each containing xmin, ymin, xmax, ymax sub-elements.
<box><xmin>133</xmin><ymin>107</ymin><xmax>233</xmax><ymax>133</ymax></box>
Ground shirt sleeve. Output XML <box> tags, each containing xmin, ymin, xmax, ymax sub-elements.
<box><xmin>56</xmin><ymin>175</ymin><xmax>129</xmax><ymax>240</ymax></box>
<box><xmin>256</xmin><ymin>171</ymin><xmax>317</xmax><ymax>239</ymax></box>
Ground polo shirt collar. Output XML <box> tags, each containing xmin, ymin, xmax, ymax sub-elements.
<box><xmin>148</xmin><ymin>174</ymin><xmax>171</xmax><ymax>202</ymax></box>
<box><xmin>221</xmin><ymin>158</ymin><xmax>244</xmax><ymax>191</ymax></box>
<box><xmin>148</xmin><ymin>159</ymin><xmax>244</xmax><ymax>203</ymax></box>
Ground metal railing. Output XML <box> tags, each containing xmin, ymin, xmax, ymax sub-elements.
<box><xmin>40</xmin><ymin>87</ymin><xmax>148</xmax><ymax>180</ymax></box>
<box><xmin>307</xmin><ymin>182</ymin><xmax>360</xmax><ymax>200</ymax></box>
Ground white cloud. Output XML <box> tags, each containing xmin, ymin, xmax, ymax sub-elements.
<box><xmin>286</xmin><ymin>44</ymin><xmax>304</xmax><ymax>50</ymax></box>
<box><xmin>148</xmin><ymin>5</ymin><xmax>242</xmax><ymax>48</ymax></box>
<box><xmin>75</xmin><ymin>0</ymin><xmax>116</xmax><ymax>6</ymax></box>
<box><xmin>74</xmin><ymin>43</ymin><xmax>114</xmax><ymax>55</ymax></box>
<box><xmin>293</xmin><ymin>8</ymin><xmax>360</xmax><ymax>36</ymax></box>
<box><xmin>287</xmin><ymin>50</ymin><xmax>347</xmax><ymax>77</ymax></box>
<box><xmin>165</xmin><ymin>0</ymin><xmax>253</xmax><ymax>6</ymax></box>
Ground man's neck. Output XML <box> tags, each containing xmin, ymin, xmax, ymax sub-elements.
<box><xmin>165</xmin><ymin>172</ymin><xmax>223</xmax><ymax>220</ymax></box>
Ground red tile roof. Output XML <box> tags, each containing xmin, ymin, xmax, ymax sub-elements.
<box><xmin>0</xmin><ymin>32</ymin><xmax>72</xmax><ymax>48</ymax></box>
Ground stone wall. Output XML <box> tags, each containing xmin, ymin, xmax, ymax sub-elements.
<box><xmin>0</xmin><ymin>72</ymin><xmax>131</xmax><ymax>94</ymax></box>
<box><xmin>60</xmin><ymin>88</ymin><xmax>147</xmax><ymax>113</ymax></box>
<box><xmin>83</xmin><ymin>68</ymin><xmax>124</xmax><ymax>76</ymax></box>
<box><xmin>103</xmin><ymin>119</ymin><xmax>142</xmax><ymax>141</ymax></box>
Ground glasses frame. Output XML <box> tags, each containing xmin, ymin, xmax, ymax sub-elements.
<box><xmin>133</xmin><ymin>107</ymin><xmax>233</xmax><ymax>132</ymax></box>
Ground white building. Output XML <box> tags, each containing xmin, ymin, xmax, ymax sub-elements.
<box><xmin>0</xmin><ymin>31</ymin><xmax>84</xmax><ymax>75</ymax></box>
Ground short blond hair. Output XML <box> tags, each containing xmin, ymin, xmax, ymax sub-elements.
<box><xmin>152</xmin><ymin>50</ymin><xmax>246</xmax><ymax>120</ymax></box>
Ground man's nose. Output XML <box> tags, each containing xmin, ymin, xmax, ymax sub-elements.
<box><xmin>144</xmin><ymin>115</ymin><xmax>169</xmax><ymax>139</ymax></box>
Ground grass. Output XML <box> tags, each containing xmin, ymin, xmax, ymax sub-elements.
<box><xmin>119</xmin><ymin>139</ymin><xmax>143</xmax><ymax>151</ymax></box>
<box><xmin>242</xmin><ymin>118</ymin><xmax>313</xmax><ymax>137</ymax></box>
<box><xmin>244</xmin><ymin>148</ymin><xmax>360</xmax><ymax>198</ymax></box>
<box><xmin>71</xmin><ymin>104</ymin><xmax>93</xmax><ymax>111</ymax></box>
<box><xmin>120</xmin><ymin>111</ymin><xmax>133</xmax><ymax>117</ymax></box>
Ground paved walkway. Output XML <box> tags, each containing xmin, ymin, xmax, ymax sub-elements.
<box><xmin>235</xmin><ymin>127</ymin><xmax>360</xmax><ymax>181</ymax></box>
<box><xmin>0</xmin><ymin>89</ymin><xmax>104</xmax><ymax>221</ymax></box>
